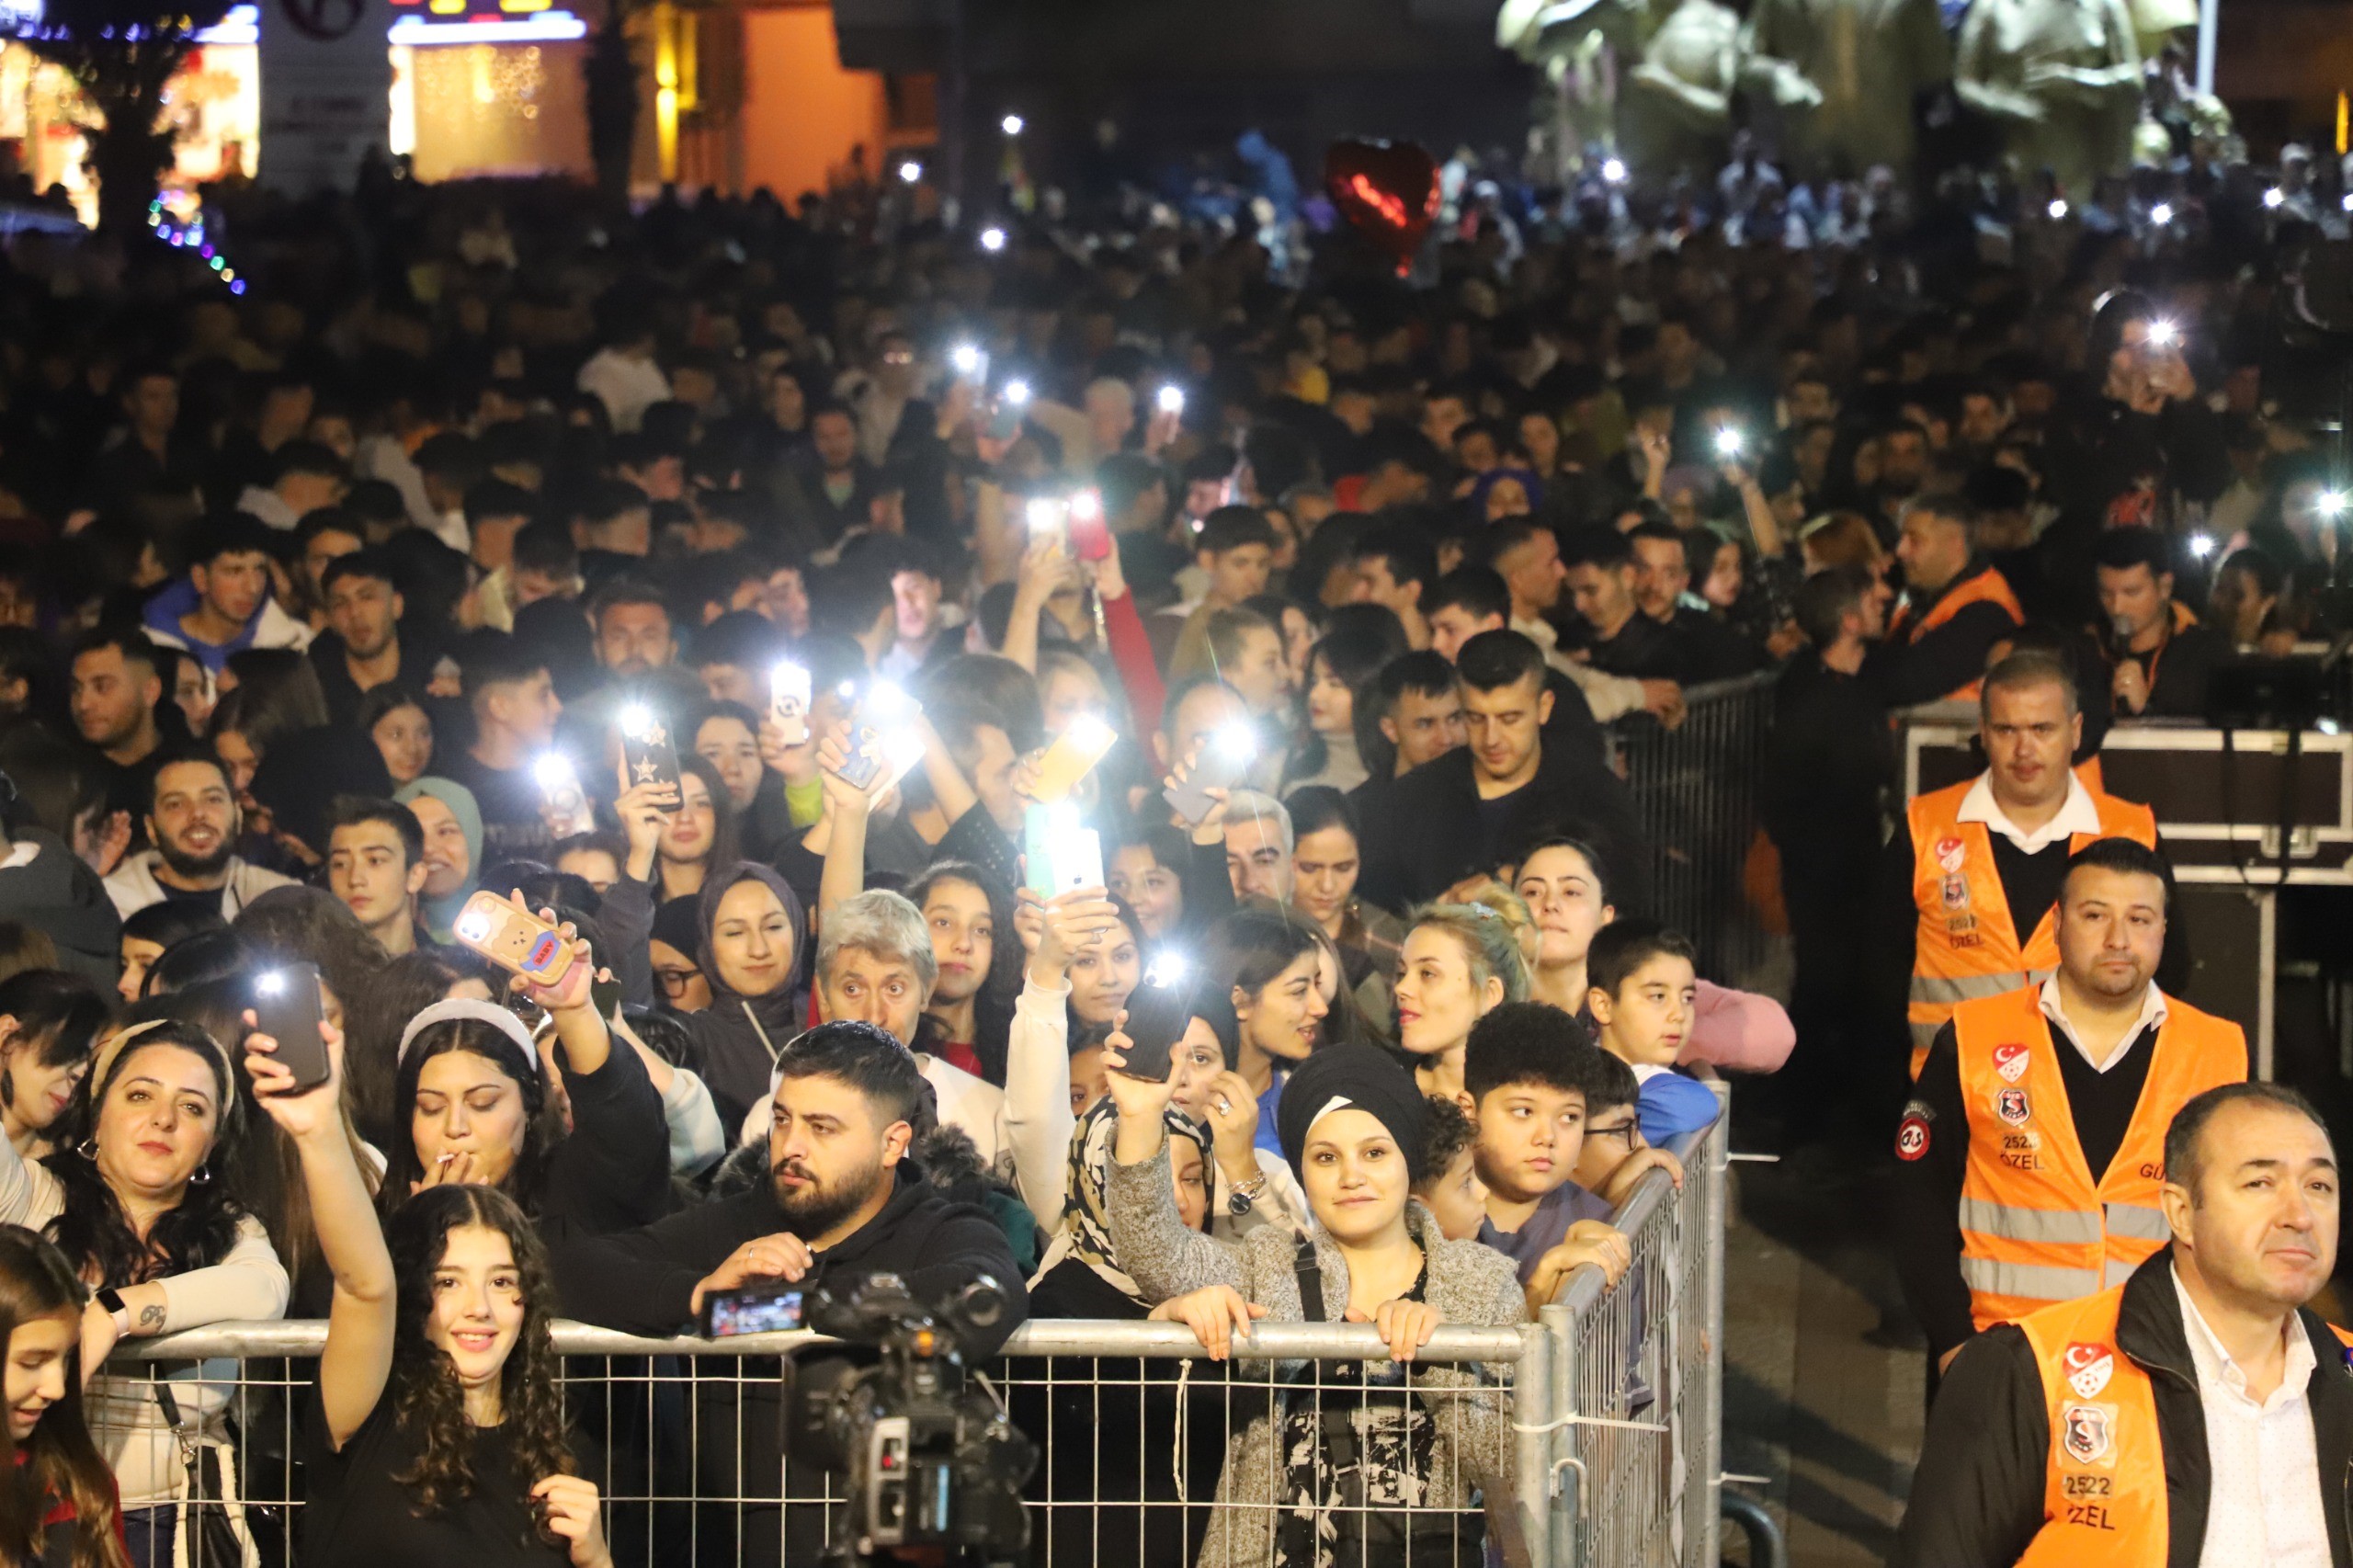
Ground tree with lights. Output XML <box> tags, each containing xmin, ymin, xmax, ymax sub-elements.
<box><xmin>5</xmin><ymin>0</ymin><xmax>236</xmax><ymax>236</ymax></box>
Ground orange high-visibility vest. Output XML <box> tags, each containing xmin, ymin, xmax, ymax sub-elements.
<box><xmin>1955</xmin><ymin>986</ymin><xmax>2244</xmax><ymax>1331</ymax></box>
<box><xmin>2010</xmin><ymin>1282</ymin><xmax>2353</xmax><ymax>1567</ymax></box>
<box><xmin>1888</xmin><ymin>564</ymin><xmax>2026</xmax><ymax>702</ymax></box>
<box><xmin>1905</xmin><ymin>779</ymin><xmax>2158</xmax><ymax>1077</ymax></box>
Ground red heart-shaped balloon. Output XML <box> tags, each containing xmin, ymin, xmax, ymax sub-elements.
<box><xmin>1324</xmin><ymin>139</ymin><xmax>1439</xmax><ymax>274</ymax></box>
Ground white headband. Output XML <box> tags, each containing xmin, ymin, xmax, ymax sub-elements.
<box><xmin>1307</xmin><ymin>1094</ymin><xmax>1357</xmax><ymax>1132</ymax></box>
<box><xmin>397</xmin><ymin>999</ymin><xmax>540</xmax><ymax>1068</ymax></box>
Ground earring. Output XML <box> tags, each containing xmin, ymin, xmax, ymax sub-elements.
<box><xmin>75</xmin><ymin>1137</ymin><xmax>97</xmax><ymax>1161</ymax></box>
<box><xmin>188</xmin><ymin>1163</ymin><xmax>211</xmax><ymax>1187</ymax></box>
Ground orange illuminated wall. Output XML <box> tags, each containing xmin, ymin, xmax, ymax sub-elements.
<box><xmin>740</xmin><ymin>6</ymin><xmax>900</xmax><ymax>205</ymax></box>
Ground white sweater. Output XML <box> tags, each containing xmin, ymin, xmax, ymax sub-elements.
<box><xmin>0</xmin><ymin>1138</ymin><xmax>290</xmax><ymax>1509</ymax></box>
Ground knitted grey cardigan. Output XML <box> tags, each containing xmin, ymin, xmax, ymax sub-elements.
<box><xmin>1104</xmin><ymin>1141</ymin><xmax>1524</xmax><ymax>1567</ymax></box>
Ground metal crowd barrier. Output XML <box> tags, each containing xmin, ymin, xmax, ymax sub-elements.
<box><xmin>1611</xmin><ymin>670</ymin><xmax>1778</xmax><ymax>982</ymax></box>
<box><xmin>101</xmin><ymin>1110</ymin><xmax>1732</xmax><ymax>1568</ymax></box>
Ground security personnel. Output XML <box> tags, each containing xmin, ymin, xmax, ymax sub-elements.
<box><xmin>1896</xmin><ymin>1083</ymin><xmax>2352</xmax><ymax>1568</ymax></box>
<box><xmin>1893</xmin><ymin>837</ymin><xmax>2245</xmax><ymax>1377</ymax></box>
<box><xmin>1880</xmin><ymin>649</ymin><xmax>2162</xmax><ymax>1081</ymax></box>
<box><xmin>1875</xmin><ymin>494</ymin><xmax>2026</xmax><ymax>706</ymax></box>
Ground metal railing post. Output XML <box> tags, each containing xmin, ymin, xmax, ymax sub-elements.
<box><xmin>1512</xmin><ymin>1317</ymin><xmax>1556</xmax><ymax>1567</ymax></box>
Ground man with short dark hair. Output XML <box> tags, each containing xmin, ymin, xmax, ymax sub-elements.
<box><xmin>1482</xmin><ymin>517</ymin><xmax>1677</xmax><ymax>724</ymax></box>
<box><xmin>1357</xmin><ymin>631</ymin><xmax>1650</xmax><ymax>911</ymax></box>
<box><xmin>442</xmin><ymin>631</ymin><xmax>565</xmax><ymax>859</ymax></box>
<box><xmin>1877</xmin><ymin>494</ymin><xmax>2026</xmax><ymax>705</ymax></box>
<box><xmin>326</xmin><ymin>797</ymin><xmax>429</xmax><ymax>955</ymax></box>
<box><xmin>233</xmin><ymin>437</ymin><xmax>347</xmax><ymax>530</ymax></box>
<box><xmin>103</xmin><ymin>751</ymin><xmax>292</xmax><ymax>920</ymax></box>
<box><xmin>875</xmin><ymin>539</ymin><xmax>957</xmax><ymax>680</ymax></box>
<box><xmin>1157</xmin><ymin>506</ymin><xmax>1279</xmax><ymax>673</ymax></box>
<box><xmin>1349</xmin><ymin>520</ymin><xmax>1436</xmax><ymax>650</ymax></box>
<box><xmin>70</xmin><ymin>631</ymin><xmax>171</xmax><ymax>824</ymax></box>
<box><xmin>552</xmin><ymin>1019</ymin><xmax>1029</xmax><ymax>1568</ymax></box>
<box><xmin>1351</xmin><ymin>651</ymin><xmax>1464</xmax><ymax>787</ymax></box>
<box><xmin>1625</xmin><ymin>519</ymin><xmax>1765</xmax><ymax>677</ymax></box>
<box><xmin>1897</xmin><ymin>1082</ymin><xmax>2344</xmax><ymax>1567</ymax></box>
<box><xmin>810</xmin><ymin>563</ymin><xmax>898</xmax><ymax>670</ymax></box>
<box><xmin>1561</xmin><ymin>524</ymin><xmax>1699</xmax><ymax>682</ymax></box>
<box><xmin>2092</xmin><ymin>527</ymin><xmax>2226</xmax><ymax>717</ymax></box>
<box><xmin>1893</xmin><ymin>837</ymin><xmax>2245</xmax><ymax>1381</ymax></box>
<box><xmin>588</xmin><ymin>580</ymin><xmax>677</xmax><ymax>680</ymax></box>
<box><xmin>787</xmin><ymin>401</ymin><xmax>880</xmax><ymax>543</ymax></box>
<box><xmin>309</xmin><ymin>550</ymin><xmax>415</xmax><ymax>725</ymax></box>
<box><xmin>142</xmin><ymin>513</ymin><xmax>312</xmax><ymax>672</ymax></box>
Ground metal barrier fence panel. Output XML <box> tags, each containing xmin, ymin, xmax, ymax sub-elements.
<box><xmin>1539</xmin><ymin>1095</ymin><xmax>1727</xmax><ymax>1568</ymax></box>
<box><xmin>98</xmin><ymin>1109</ymin><xmax>1731</xmax><ymax>1568</ymax></box>
<box><xmin>105</xmin><ymin>1320</ymin><xmax>1544</xmax><ymax>1568</ymax></box>
<box><xmin>1611</xmin><ymin>672</ymin><xmax>1778</xmax><ymax>982</ymax></box>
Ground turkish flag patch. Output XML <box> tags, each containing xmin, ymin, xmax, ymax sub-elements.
<box><xmin>1993</xmin><ymin>1042</ymin><xmax>2030</xmax><ymax>1084</ymax></box>
<box><xmin>2063</xmin><ymin>1343</ymin><xmax>2115</xmax><ymax>1400</ymax></box>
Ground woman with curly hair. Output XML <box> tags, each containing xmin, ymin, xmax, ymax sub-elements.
<box><xmin>243</xmin><ymin>1010</ymin><xmax>609</xmax><ymax>1567</ymax></box>
<box><xmin>0</xmin><ymin>1225</ymin><xmax>130</xmax><ymax>1567</ymax></box>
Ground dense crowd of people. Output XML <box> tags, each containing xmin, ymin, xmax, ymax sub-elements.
<box><xmin>0</xmin><ymin>131</ymin><xmax>2330</xmax><ymax>1564</ymax></box>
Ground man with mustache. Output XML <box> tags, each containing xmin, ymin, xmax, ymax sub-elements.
<box><xmin>100</xmin><ymin>750</ymin><xmax>291</xmax><ymax>921</ymax></box>
<box><xmin>551</xmin><ymin>1020</ymin><xmax>1027</xmax><ymax>1568</ymax></box>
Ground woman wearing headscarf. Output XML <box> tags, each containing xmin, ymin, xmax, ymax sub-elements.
<box><xmin>601</xmin><ymin>858</ymin><xmax>806</xmax><ymax>1136</ymax></box>
<box><xmin>393</xmin><ymin>777</ymin><xmax>483</xmax><ymax>943</ymax></box>
<box><xmin>1104</xmin><ymin>1040</ymin><xmax>1521</xmax><ymax>1568</ymax></box>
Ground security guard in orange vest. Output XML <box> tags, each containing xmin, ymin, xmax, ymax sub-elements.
<box><xmin>1893</xmin><ymin>837</ymin><xmax>2244</xmax><ymax>1377</ymax></box>
<box><xmin>1896</xmin><ymin>1082</ymin><xmax>2353</xmax><ymax>1568</ymax></box>
<box><xmin>1878</xmin><ymin>649</ymin><xmax>2165</xmax><ymax>1083</ymax></box>
<box><xmin>1875</xmin><ymin>494</ymin><xmax>2026</xmax><ymax>707</ymax></box>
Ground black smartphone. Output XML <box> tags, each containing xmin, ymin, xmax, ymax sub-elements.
<box><xmin>1163</xmin><ymin>738</ymin><xmax>1251</xmax><ymax>823</ymax></box>
<box><xmin>620</xmin><ymin>706</ymin><xmax>682</xmax><ymax>793</ymax></box>
<box><xmin>591</xmin><ymin>971</ymin><xmax>622</xmax><ymax>1021</ymax></box>
<box><xmin>251</xmin><ymin>962</ymin><xmax>329</xmax><ymax>1093</ymax></box>
<box><xmin>1118</xmin><ymin>982</ymin><xmax>1191</xmax><ymax>1084</ymax></box>
<box><xmin>701</xmin><ymin>1281</ymin><xmax>807</xmax><ymax>1338</ymax></box>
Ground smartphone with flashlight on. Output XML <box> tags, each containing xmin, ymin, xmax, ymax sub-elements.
<box><xmin>251</xmin><ymin>962</ymin><xmax>329</xmax><ymax>1093</ymax></box>
<box><xmin>1116</xmin><ymin>970</ymin><xmax>1192</xmax><ymax>1084</ymax></box>
<box><xmin>949</xmin><ymin>342</ymin><xmax>990</xmax><ymax>387</ymax></box>
<box><xmin>836</xmin><ymin>684</ymin><xmax>924</xmax><ymax>790</ymax></box>
<box><xmin>1156</xmin><ymin>384</ymin><xmax>1186</xmax><ymax>417</ymax></box>
<box><xmin>1163</xmin><ymin>723</ymin><xmax>1257</xmax><ymax>823</ymax></box>
<box><xmin>453</xmin><ymin>892</ymin><xmax>578</xmax><ymax>986</ymax></box>
<box><xmin>619</xmin><ymin>705</ymin><xmax>681</xmax><ymax>793</ymax></box>
<box><xmin>1022</xmin><ymin>802</ymin><xmax>1104</xmax><ymax>899</ymax></box>
<box><xmin>988</xmin><ymin>379</ymin><xmax>1033</xmax><ymax>441</ymax></box>
<box><xmin>533</xmin><ymin>755</ymin><xmax>596</xmax><ymax>837</ymax></box>
<box><xmin>769</xmin><ymin>661</ymin><xmax>812</xmax><ymax>747</ymax></box>
<box><xmin>1713</xmin><ymin>427</ymin><xmax>1745</xmax><ymax>461</ymax></box>
<box><xmin>1029</xmin><ymin>713</ymin><xmax>1118</xmax><ymax>803</ymax></box>
<box><xmin>1026</xmin><ymin>495</ymin><xmax>1070</xmax><ymax>552</ymax></box>
<box><xmin>1067</xmin><ymin>487</ymin><xmax>1112</xmax><ymax>562</ymax></box>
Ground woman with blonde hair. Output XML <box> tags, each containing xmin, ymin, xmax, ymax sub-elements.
<box><xmin>1392</xmin><ymin>881</ymin><xmax>1535</xmax><ymax>1105</ymax></box>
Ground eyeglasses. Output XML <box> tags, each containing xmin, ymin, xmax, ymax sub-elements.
<box><xmin>654</xmin><ymin>966</ymin><xmax>703</xmax><ymax>999</ymax></box>
<box><xmin>1586</xmin><ymin>1120</ymin><xmax>1640</xmax><ymax>1146</ymax></box>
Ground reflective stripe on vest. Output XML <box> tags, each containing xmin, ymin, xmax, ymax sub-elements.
<box><xmin>2015</xmin><ymin>1287</ymin><xmax>2168</xmax><ymax>1567</ymax></box>
<box><xmin>1887</xmin><ymin>565</ymin><xmax>2026</xmax><ymax>702</ymax></box>
<box><xmin>1954</xmin><ymin>986</ymin><xmax>2245</xmax><ymax>1332</ymax></box>
<box><xmin>1904</xmin><ymin>779</ymin><xmax>2158</xmax><ymax>1080</ymax></box>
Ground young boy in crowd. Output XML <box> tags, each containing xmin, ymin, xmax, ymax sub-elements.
<box><xmin>1569</xmin><ymin>1046</ymin><xmax>1688</xmax><ymax>1207</ymax></box>
<box><xmin>1586</xmin><ymin>919</ymin><xmax>1722</xmax><ymax>1143</ymax></box>
<box><xmin>1413</xmin><ymin>1095</ymin><xmax>1488</xmax><ymax>1241</ymax></box>
<box><xmin>1462</xmin><ymin>1001</ymin><xmax>1632</xmax><ymax>1312</ymax></box>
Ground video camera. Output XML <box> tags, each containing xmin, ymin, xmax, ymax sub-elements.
<box><xmin>787</xmin><ymin>1272</ymin><xmax>1034</xmax><ymax>1567</ymax></box>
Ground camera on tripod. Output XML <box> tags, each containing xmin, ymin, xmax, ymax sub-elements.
<box><xmin>787</xmin><ymin>1271</ymin><xmax>1035</xmax><ymax>1566</ymax></box>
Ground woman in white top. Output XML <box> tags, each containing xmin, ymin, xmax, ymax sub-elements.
<box><xmin>0</xmin><ymin>1017</ymin><xmax>290</xmax><ymax>1568</ymax></box>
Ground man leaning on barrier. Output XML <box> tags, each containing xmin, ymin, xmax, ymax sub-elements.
<box><xmin>551</xmin><ymin>1020</ymin><xmax>1028</xmax><ymax>1568</ymax></box>
<box><xmin>1896</xmin><ymin>1082</ymin><xmax>2353</xmax><ymax>1568</ymax></box>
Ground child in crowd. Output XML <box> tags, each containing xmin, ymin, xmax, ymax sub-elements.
<box><xmin>1586</xmin><ymin>919</ymin><xmax>1722</xmax><ymax>1144</ymax></box>
<box><xmin>1461</xmin><ymin>1001</ymin><xmax>1632</xmax><ymax>1313</ymax></box>
<box><xmin>1568</xmin><ymin>1045</ymin><xmax>1689</xmax><ymax>1207</ymax></box>
<box><xmin>1411</xmin><ymin>1095</ymin><xmax>1488</xmax><ymax>1241</ymax></box>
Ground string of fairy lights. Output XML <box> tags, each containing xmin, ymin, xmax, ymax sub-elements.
<box><xmin>146</xmin><ymin>198</ymin><xmax>247</xmax><ymax>295</ymax></box>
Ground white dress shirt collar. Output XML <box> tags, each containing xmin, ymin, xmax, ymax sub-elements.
<box><xmin>1957</xmin><ymin>770</ymin><xmax>2103</xmax><ymax>856</ymax></box>
<box><xmin>2170</xmin><ymin>1261</ymin><xmax>2332</xmax><ymax>1568</ymax></box>
<box><xmin>2038</xmin><ymin>977</ymin><xmax>2168</xmax><ymax>1074</ymax></box>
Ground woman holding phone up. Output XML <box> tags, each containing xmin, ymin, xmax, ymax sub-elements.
<box><xmin>243</xmin><ymin>1008</ymin><xmax>611</xmax><ymax>1567</ymax></box>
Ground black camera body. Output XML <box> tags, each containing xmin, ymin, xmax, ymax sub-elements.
<box><xmin>790</xmin><ymin>1272</ymin><xmax>1033</xmax><ymax>1566</ymax></box>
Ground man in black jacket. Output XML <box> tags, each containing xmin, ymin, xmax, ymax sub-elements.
<box><xmin>1897</xmin><ymin>1082</ymin><xmax>2353</xmax><ymax>1568</ymax></box>
<box><xmin>1357</xmin><ymin>631</ymin><xmax>1651</xmax><ymax>914</ymax></box>
<box><xmin>554</xmin><ymin>1020</ymin><xmax>1028</xmax><ymax>1568</ymax></box>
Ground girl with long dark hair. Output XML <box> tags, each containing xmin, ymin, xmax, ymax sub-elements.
<box><xmin>0</xmin><ymin>974</ymin><xmax>109</xmax><ymax>1164</ymax></box>
<box><xmin>906</xmin><ymin>860</ymin><xmax>1019</xmax><ymax>1085</ymax></box>
<box><xmin>242</xmin><ymin>1017</ymin><xmax>609</xmax><ymax>1568</ymax></box>
<box><xmin>0</xmin><ymin>1225</ymin><xmax>128</xmax><ymax>1568</ymax></box>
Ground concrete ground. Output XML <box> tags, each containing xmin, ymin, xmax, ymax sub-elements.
<box><xmin>1718</xmin><ymin>1146</ymin><xmax>1927</xmax><ymax>1567</ymax></box>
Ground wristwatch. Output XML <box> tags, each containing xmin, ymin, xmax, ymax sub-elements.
<box><xmin>95</xmin><ymin>1288</ymin><xmax>131</xmax><ymax>1337</ymax></box>
<box><xmin>1227</xmin><ymin>1174</ymin><xmax>1268</xmax><ymax>1217</ymax></box>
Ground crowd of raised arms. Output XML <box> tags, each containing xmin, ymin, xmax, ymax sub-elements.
<box><xmin>0</xmin><ymin>135</ymin><xmax>2317</xmax><ymax>1565</ymax></box>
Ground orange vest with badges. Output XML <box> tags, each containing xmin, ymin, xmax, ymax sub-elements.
<box><xmin>2010</xmin><ymin>1284</ymin><xmax>2353</xmax><ymax>1567</ymax></box>
<box><xmin>1954</xmin><ymin>986</ymin><xmax>2245</xmax><ymax>1331</ymax></box>
<box><xmin>1888</xmin><ymin>564</ymin><xmax>2027</xmax><ymax>702</ymax></box>
<box><xmin>1905</xmin><ymin>779</ymin><xmax>2159</xmax><ymax>1078</ymax></box>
